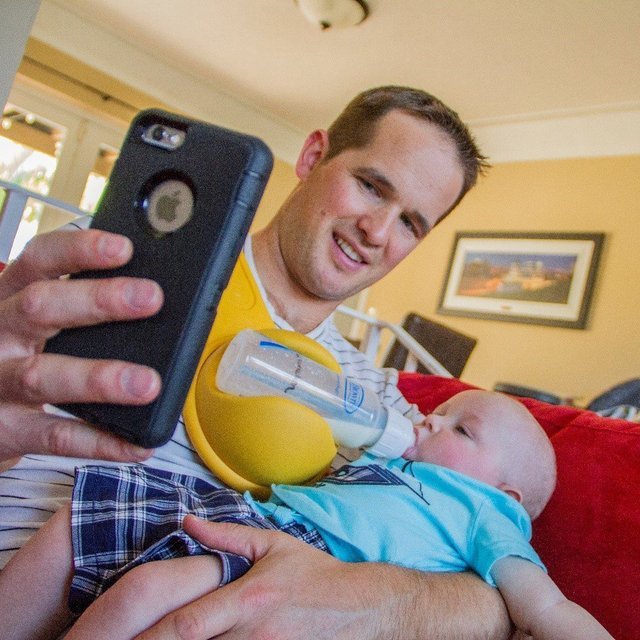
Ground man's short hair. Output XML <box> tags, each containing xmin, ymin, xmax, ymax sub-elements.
<box><xmin>326</xmin><ymin>86</ymin><xmax>490</xmax><ymax>217</ymax></box>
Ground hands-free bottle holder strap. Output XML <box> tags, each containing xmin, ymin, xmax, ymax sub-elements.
<box><xmin>184</xmin><ymin>253</ymin><xmax>339</xmax><ymax>497</ymax></box>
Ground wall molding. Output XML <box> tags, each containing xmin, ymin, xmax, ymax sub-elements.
<box><xmin>472</xmin><ymin>107</ymin><xmax>640</xmax><ymax>164</ymax></box>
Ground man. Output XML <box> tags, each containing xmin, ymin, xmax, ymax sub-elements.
<box><xmin>0</xmin><ymin>87</ymin><xmax>509</xmax><ymax>639</ymax></box>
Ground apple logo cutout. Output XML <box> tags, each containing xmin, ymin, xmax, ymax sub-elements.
<box><xmin>146</xmin><ymin>179</ymin><xmax>194</xmax><ymax>234</ymax></box>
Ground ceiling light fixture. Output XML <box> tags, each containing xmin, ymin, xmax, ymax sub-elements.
<box><xmin>295</xmin><ymin>0</ymin><xmax>369</xmax><ymax>30</ymax></box>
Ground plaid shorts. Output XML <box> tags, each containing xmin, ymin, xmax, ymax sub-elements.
<box><xmin>69</xmin><ymin>465</ymin><xmax>328</xmax><ymax>615</ymax></box>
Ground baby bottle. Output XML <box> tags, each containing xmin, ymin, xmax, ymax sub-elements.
<box><xmin>215</xmin><ymin>329</ymin><xmax>415</xmax><ymax>458</ymax></box>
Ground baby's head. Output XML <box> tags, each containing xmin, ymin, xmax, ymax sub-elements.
<box><xmin>403</xmin><ymin>389</ymin><xmax>556</xmax><ymax>519</ymax></box>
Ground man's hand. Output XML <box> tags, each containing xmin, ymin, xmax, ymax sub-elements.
<box><xmin>0</xmin><ymin>229</ymin><xmax>163</xmax><ymax>464</ymax></box>
<box><xmin>135</xmin><ymin>516</ymin><xmax>383</xmax><ymax>640</ymax></box>
<box><xmin>134</xmin><ymin>515</ymin><xmax>512</xmax><ymax>640</ymax></box>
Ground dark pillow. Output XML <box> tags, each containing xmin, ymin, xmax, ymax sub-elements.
<box><xmin>397</xmin><ymin>373</ymin><xmax>640</xmax><ymax>640</ymax></box>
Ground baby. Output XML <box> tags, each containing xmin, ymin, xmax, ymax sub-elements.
<box><xmin>0</xmin><ymin>389</ymin><xmax>612</xmax><ymax>639</ymax></box>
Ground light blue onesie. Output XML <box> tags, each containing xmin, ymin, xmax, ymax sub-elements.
<box><xmin>249</xmin><ymin>453</ymin><xmax>544</xmax><ymax>586</ymax></box>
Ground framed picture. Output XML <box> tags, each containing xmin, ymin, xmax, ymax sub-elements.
<box><xmin>438</xmin><ymin>232</ymin><xmax>605</xmax><ymax>329</ymax></box>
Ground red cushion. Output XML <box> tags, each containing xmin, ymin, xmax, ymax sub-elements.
<box><xmin>398</xmin><ymin>373</ymin><xmax>640</xmax><ymax>640</ymax></box>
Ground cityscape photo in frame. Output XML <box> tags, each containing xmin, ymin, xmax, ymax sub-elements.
<box><xmin>438</xmin><ymin>232</ymin><xmax>604</xmax><ymax>329</ymax></box>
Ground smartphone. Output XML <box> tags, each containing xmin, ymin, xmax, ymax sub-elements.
<box><xmin>44</xmin><ymin>109</ymin><xmax>273</xmax><ymax>447</ymax></box>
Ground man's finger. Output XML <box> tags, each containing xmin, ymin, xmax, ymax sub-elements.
<box><xmin>0</xmin><ymin>355</ymin><xmax>161</xmax><ymax>406</ymax></box>
<box><xmin>0</xmin><ymin>276</ymin><xmax>163</xmax><ymax>343</ymax></box>
<box><xmin>0</xmin><ymin>229</ymin><xmax>133</xmax><ymax>299</ymax></box>
<box><xmin>134</xmin><ymin>583</ymin><xmax>245</xmax><ymax>640</ymax></box>
<box><xmin>0</xmin><ymin>404</ymin><xmax>153</xmax><ymax>462</ymax></box>
<box><xmin>183</xmin><ymin>517</ymin><xmax>279</xmax><ymax>563</ymax></box>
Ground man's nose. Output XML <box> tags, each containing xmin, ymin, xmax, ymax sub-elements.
<box><xmin>357</xmin><ymin>206</ymin><xmax>398</xmax><ymax>246</ymax></box>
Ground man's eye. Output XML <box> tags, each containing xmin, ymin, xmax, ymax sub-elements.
<box><xmin>400</xmin><ymin>213</ymin><xmax>416</xmax><ymax>232</ymax></box>
<box><xmin>358</xmin><ymin>177</ymin><xmax>379</xmax><ymax>196</ymax></box>
<box><xmin>400</xmin><ymin>213</ymin><xmax>423</xmax><ymax>239</ymax></box>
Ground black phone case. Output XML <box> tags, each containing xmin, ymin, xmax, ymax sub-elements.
<box><xmin>44</xmin><ymin>109</ymin><xmax>273</xmax><ymax>447</ymax></box>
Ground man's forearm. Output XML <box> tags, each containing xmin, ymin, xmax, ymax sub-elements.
<box><xmin>174</xmin><ymin>518</ymin><xmax>513</xmax><ymax>640</ymax></box>
<box><xmin>358</xmin><ymin>564</ymin><xmax>511</xmax><ymax>640</ymax></box>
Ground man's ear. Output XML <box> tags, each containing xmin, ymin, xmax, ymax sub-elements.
<box><xmin>295</xmin><ymin>129</ymin><xmax>330</xmax><ymax>180</ymax></box>
<box><xmin>498</xmin><ymin>483</ymin><xmax>523</xmax><ymax>504</ymax></box>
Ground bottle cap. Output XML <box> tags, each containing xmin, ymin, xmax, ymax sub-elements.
<box><xmin>366</xmin><ymin>407</ymin><xmax>415</xmax><ymax>458</ymax></box>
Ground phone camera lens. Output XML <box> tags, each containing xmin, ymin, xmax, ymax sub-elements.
<box><xmin>152</xmin><ymin>126</ymin><xmax>166</xmax><ymax>141</ymax></box>
<box><xmin>142</xmin><ymin>123</ymin><xmax>185</xmax><ymax>149</ymax></box>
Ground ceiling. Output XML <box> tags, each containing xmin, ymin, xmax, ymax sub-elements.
<box><xmin>33</xmin><ymin>0</ymin><xmax>640</xmax><ymax>161</ymax></box>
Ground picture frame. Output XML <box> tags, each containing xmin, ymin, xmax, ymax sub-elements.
<box><xmin>437</xmin><ymin>232</ymin><xmax>605</xmax><ymax>329</ymax></box>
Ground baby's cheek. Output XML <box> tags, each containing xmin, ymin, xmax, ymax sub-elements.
<box><xmin>420</xmin><ymin>441</ymin><xmax>461</xmax><ymax>469</ymax></box>
<box><xmin>439</xmin><ymin>449</ymin><xmax>469</xmax><ymax>473</ymax></box>
<box><xmin>448</xmin><ymin>451</ymin><xmax>499</xmax><ymax>484</ymax></box>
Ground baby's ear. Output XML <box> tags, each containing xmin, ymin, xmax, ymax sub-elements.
<box><xmin>498</xmin><ymin>483</ymin><xmax>523</xmax><ymax>504</ymax></box>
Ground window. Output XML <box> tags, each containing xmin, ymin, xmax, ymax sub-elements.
<box><xmin>0</xmin><ymin>104</ymin><xmax>65</xmax><ymax>258</ymax></box>
<box><xmin>0</xmin><ymin>81</ymin><xmax>125</xmax><ymax>258</ymax></box>
<box><xmin>79</xmin><ymin>145</ymin><xmax>118</xmax><ymax>212</ymax></box>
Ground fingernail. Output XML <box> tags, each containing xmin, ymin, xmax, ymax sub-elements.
<box><xmin>124</xmin><ymin>281</ymin><xmax>161</xmax><ymax>310</ymax></box>
<box><xmin>98</xmin><ymin>234</ymin><xmax>131</xmax><ymax>260</ymax></box>
<box><xmin>121</xmin><ymin>367</ymin><xmax>161</xmax><ymax>399</ymax></box>
<box><xmin>127</xmin><ymin>445</ymin><xmax>154</xmax><ymax>461</ymax></box>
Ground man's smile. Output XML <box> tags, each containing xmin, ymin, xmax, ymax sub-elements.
<box><xmin>335</xmin><ymin>234</ymin><xmax>365</xmax><ymax>264</ymax></box>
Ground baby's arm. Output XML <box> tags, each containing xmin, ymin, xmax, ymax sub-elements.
<box><xmin>66</xmin><ymin>554</ymin><xmax>223</xmax><ymax>640</ymax></box>
<box><xmin>492</xmin><ymin>556</ymin><xmax>613</xmax><ymax>640</ymax></box>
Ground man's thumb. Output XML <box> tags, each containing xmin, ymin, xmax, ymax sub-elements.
<box><xmin>183</xmin><ymin>515</ymin><xmax>277</xmax><ymax>562</ymax></box>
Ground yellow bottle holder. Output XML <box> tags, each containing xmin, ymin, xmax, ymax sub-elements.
<box><xmin>184</xmin><ymin>254</ymin><xmax>340</xmax><ymax>498</ymax></box>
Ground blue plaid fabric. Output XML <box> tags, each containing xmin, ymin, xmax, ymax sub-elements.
<box><xmin>69</xmin><ymin>465</ymin><xmax>328</xmax><ymax>615</ymax></box>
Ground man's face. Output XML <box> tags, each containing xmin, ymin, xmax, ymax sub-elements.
<box><xmin>277</xmin><ymin>110</ymin><xmax>466</xmax><ymax>302</ymax></box>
